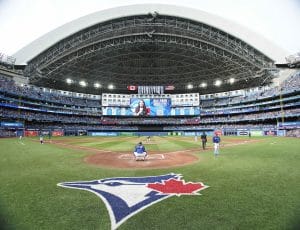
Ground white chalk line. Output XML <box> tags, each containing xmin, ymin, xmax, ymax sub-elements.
<box><xmin>119</xmin><ymin>153</ymin><xmax>165</xmax><ymax>160</ymax></box>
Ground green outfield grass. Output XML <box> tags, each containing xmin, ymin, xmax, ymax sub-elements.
<box><xmin>0</xmin><ymin>136</ymin><xmax>299</xmax><ymax>230</ymax></box>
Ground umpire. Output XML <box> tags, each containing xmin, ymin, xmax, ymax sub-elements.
<box><xmin>201</xmin><ymin>132</ymin><xmax>207</xmax><ymax>150</ymax></box>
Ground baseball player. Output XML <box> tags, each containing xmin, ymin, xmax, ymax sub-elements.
<box><xmin>212</xmin><ymin>133</ymin><xmax>221</xmax><ymax>157</ymax></box>
<box><xmin>133</xmin><ymin>142</ymin><xmax>147</xmax><ymax>161</ymax></box>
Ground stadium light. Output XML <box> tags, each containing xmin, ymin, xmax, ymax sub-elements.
<box><xmin>108</xmin><ymin>84</ymin><xmax>114</xmax><ymax>89</ymax></box>
<box><xmin>79</xmin><ymin>80</ymin><xmax>87</xmax><ymax>87</ymax></box>
<box><xmin>229</xmin><ymin>78</ymin><xmax>235</xmax><ymax>84</ymax></box>
<box><xmin>66</xmin><ymin>78</ymin><xmax>73</xmax><ymax>84</ymax></box>
<box><xmin>187</xmin><ymin>84</ymin><xmax>193</xmax><ymax>89</ymax></box>
<box><xmin>200</xmin><ymin>82</ymin><xmax>207</xmax><ymax>88</ymax></box>
<box><xmin>215</xmin><ymin>80</ymin><xmax>222</xmax><ymax>87</ymax></box>
<box><xmin>94</xmin><ymin>83</ymin><xmax>101</xmax><ymax>88</ymax></box>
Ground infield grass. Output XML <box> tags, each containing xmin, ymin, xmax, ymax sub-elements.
<box><xmin>0</xmin><ymin>136</ymin><xmax>299</xmax><ymax>230</ymax></box>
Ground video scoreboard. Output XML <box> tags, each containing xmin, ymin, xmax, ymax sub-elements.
<box><xmin>101</xmin><ymin>93</ymin><xmax>200</xmax><ymax>116</ymax></box>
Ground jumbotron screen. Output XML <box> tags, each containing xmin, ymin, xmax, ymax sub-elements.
<box><xmin>101</xmin><ymin>93</ymin><xmax>200</xmax><ymax>116</ymax></box>
<box><xmin>130</xmin><ymin>98</ymin><xmax>171</xmax><ymax>116</ymax></box>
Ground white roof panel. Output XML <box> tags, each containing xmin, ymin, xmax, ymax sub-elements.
<box><xmin>14</xmin><ymin>4</ymin><xmax>288</xmax><ymax>65</ymax></box>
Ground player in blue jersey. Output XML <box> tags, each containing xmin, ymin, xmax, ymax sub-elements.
<box><xmin>212</xmin><ymin>133</ymin><xmax>221</xmax><ymax>157</ymax></box>
<box><xmin>133</xmin><ymin>142</ymin><xmax>147</xmax><ymax>161</ymax></box>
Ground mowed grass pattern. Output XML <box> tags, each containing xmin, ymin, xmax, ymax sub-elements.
<box><xmin>0</xmin><ymin>136</ymin><xmax>299</xmax><ymax>230</ymax></box>
<box><xmin>77</xmin><ymin>136</ymin><xmax>200</xmax><ymax>152</ymax></box>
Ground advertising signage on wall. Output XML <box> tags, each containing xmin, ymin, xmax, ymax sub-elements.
<box><xmin>250</xmin><ymin>130</ymin><xmax>263</xmax><ymax>136</ymax></box>
<box><xmin>278</xmin><ymin>122</ymin><xmax>300</xmax><ymax>129</ymax></box>
<box><xmin>89</xmin><ymin>132</ymin><xmax>118</xmax><ymax>136</ymax></box>
<box><xmin>1</xmin><ymin>122</ymin><xmax>24</xmax><ymax>128</ymax></box>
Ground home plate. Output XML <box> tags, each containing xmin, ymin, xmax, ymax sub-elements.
<box><xmin>119</xmin><ymin>154</ymin><xmax>165</xmax><ymax>160</ymax></box>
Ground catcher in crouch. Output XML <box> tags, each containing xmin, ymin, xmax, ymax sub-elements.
<box><xmin>133</xmin><ymin>142</ymin><xmax>147</xmax><ymax>161</ymax></box>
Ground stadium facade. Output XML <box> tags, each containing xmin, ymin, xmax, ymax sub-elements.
<box><xmin>1</xmin><ymin>4</ymin><xmax>299</xmax><ymax>137</ymax></box>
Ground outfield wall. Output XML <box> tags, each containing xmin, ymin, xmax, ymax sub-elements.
<box><xmin>85</xmin><ymin>129</ymin><xmax>288</xmax><ymax>137</ymax></box>
<box><xmin>0</xmin><ymin>128</ymin><xmax>293</xmax><ymax>138</ymax></box>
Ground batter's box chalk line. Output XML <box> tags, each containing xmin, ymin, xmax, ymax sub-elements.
<box><xmin>119</xmin><ymin>154</ymin><xmax>165</xmax><ymax>160</ymax></box>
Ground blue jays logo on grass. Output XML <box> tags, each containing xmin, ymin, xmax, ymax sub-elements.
<box><xmin>57</xmin><ymin>173</ymin><xmax>208</xmax><ymax>229</ymax></box>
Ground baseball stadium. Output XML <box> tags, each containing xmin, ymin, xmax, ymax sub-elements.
<box><xmin>0</xmin><ymin>3</ymin><xmax>299</xmax><ymax>230</ymax></box>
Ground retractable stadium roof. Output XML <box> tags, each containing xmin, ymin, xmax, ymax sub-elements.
<box><xmin>14</xmin><ymin>4</ymin><xmax>288</xmax><ymax>94</ymax></box>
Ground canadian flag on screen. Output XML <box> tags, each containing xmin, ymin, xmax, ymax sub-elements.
<box><xmin>127</xmin><ymin>85</ymin><xmax>137</xmax><ymax>91</ymax></box>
